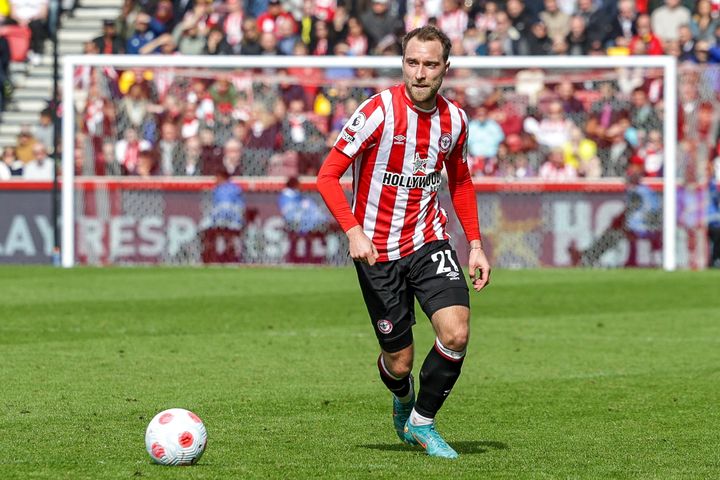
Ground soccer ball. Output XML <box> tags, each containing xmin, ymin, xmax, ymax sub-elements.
<box><xmin>145</xmin><ymin>408</ymin><xmax>208</xmax><ymax>466</ymax></box>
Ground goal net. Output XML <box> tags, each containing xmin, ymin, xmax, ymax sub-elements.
<box><xmin>62</xmin><ymin>55</ymin><xmax>702</xmax><ymax>270</ymax></box>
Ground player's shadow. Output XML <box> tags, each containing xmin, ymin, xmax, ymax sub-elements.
<box><xmin>360</xmin><ymin>440</ymin><xmax>508</xmax><ymax>455</ymax></box>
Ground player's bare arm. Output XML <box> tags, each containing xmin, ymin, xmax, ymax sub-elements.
<box><xmin>468</xmin><ymin>240</ymin><xmax>491</xmax><ymax>292</ymax></box>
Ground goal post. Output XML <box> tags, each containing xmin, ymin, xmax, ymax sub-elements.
<box><xmin>61</xmin><ymin>54</ymin><xmax>679</xmax><ymax>269</ymax></box>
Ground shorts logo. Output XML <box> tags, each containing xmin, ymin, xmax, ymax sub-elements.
<box><xmin>347</xmin><ymin>112</ymin><xmax>366</xmax><ymax>132</ymax></box>
<box><xmin>377</xmin><ymin>319</ymin><xmax>393</xmax><ymax>334</ymax></box>
<box><xmin>439</xmin><ymin>133</ymin><xmax>452</xmax><ymax>153</ymax></box>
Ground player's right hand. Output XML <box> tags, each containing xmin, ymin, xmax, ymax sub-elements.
<box><xmin>346</xmin><ymin>226</ymin><xmax>379</xmax><ymax>266</ymax></box>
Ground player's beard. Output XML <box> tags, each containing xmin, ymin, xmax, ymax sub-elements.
<box><xmin>405</xmin><ymin>76</ymin><xmax>443</xmax><ymax>108</ymax></box>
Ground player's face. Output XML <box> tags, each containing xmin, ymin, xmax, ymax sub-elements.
<box><xmin>402</xmin><ymin>37</ymin><xmax>449</xmax><ymax>110</ymax></box>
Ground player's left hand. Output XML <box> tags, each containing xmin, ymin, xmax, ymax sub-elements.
<box><xmin>468</xmin><ymin>246</ymin><xmax>491</xmax><ymax>292</ymax></box>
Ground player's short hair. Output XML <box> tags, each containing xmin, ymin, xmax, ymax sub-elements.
<box><xmin>402</xmin><ymin>25</ymin><xmax>452</xmax><ymax>63</ymax></box>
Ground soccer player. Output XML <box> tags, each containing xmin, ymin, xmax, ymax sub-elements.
<box><xmin>316</xmin><ymin>25</ymin><xmax>491</xmax><ymax>459</ymax></box>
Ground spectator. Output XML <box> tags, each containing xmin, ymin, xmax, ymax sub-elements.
<box><xmin>8</xmin><ymin>0</ymin><xmax>49</xmax><ymax>65</ymax></box>
<box><xmin>629</xmin><ymin>13</ymin><xmax>663</xmax><ymax>55</ymax></box>
<box><xmin>126</xmin><ymin>13</ymin><xmax>156</xmax><ymax>54</ymax></box>
<box><xmin>526</xmin><ymin>20</ymin><xmax>553</xmax><ymax>55</ymax></box>
<box><xmin>242</xmin><ymin>101</ymin><xmax>279</xmax><ymax>176</ymax></box>
<box><xmin>223</xmin><ymin>137</ymin><xmax>243</xmax><ymax>175</ymax></box>
<box><xmin>607</xmin><ymin>0</ymin><xmax>637</xmax><ymax>47</ymax></box>
<box><xmin>239</xmin><ymin>16</ymin><xmax>262</xmax><ymax>54</ymax></box>
<box><xmin>525</xmin><ymin>100</ymin><xmax>576</xmax><ymax>149</ymax></box>
<box><xmin>136</xmin><ymin>148</ymin><xmax>158</xmax><ymax>177</ymax></box>
<box><xmin>691</xmin><ymin>0</ymin><xmax>719</xmax><ymax>43</ymax></box>
<box><xmin>359</xmin><ymin>0</ymin><xmax>402</xmax><ymax>52</ymax></box>
<box><xmin>257</xmin><ymin>0</ymin><xmax>297</xmax><ymax>39</ymax></box>
<box><xmin>149</xmin><ymin>0</ymin><xmax>176</xmax><ymax>36</ymax></box>
<box><xmin>0</xmin><ymin>33</ymin><xmax>10</xmax><ymax>111</ymax></box>
<box><xmin>183</xmin><ymin>135</ymin><xmax>203</xmax><ymax>175</ymax></box>
<box><xmin>309</xmin><ymin>19</ymin><xmax>333</xmax><ymax>55</ymax></box>
<box><xmin>276</xmin><ymin>15</ymin><xmax>300</xmax><ymax>55</ymax></box>
<box><xmin>539</xmin><ymin>0</ymin><xmax>570</xmax><ymax>43</ymax></box>
<box><xmin>556</xmin><ymin>80</ymin><xmax>586</xmax><ymax>123</ymax></box>
<box><xmin>15</xmin><ymin>126</ymin><xmax>37</xmax><ymax>164</ymax></box>
<box><xmin>437</xmin><ymin>0</ymin><xmax>468</xmax><ymax>43</ymax></box>
<box><xmin>636</xmin><ymin>129</ymin><xmax>663</xmax><ymax>177</ymax></box>
<box><xmin>467</xmin><ymin>105</ymin><xmax>505</xmax><ymax>176</ymax></box>
<box><xmin>488</xmin><ymin>11</ymin><xmax>523</xmax><ymax>55</ymax></box>
<box><xmin>506</xmin><ymin>0</ymin><xmax>535</xmax><ymax>40</ymax></box>
<box><xmin>200</xmin><ymin>167</ymin><xmax>246</xmax><ymax>263</ymax></box>
<box><xmin>199</xmin><ymin>127</ymin><xmax>224</xmax><ymax>175</ymax></box>
<box><xmin>157</xmin><ymin>121</ymin><xmax>184</xmax><ymax>175</ymax></box>
<box><xmin>576</xmin><ymin>0</ymin><xmax>608</xmax><ymax>45</ymax></box>
<box><xmin>94</xmin><ymin>19</ymin><xmax>125</xmax><ymax>54</ymax></box>
<box><xmin>33</xmin><ymin>109</ymin><xmax>54</xmax><ymax>153</ymax></box>
<box><xmin>221</xmin><ymin>0</ymin><xmax>244</xmax><ymax>51</ymax></box>
<box><xmin>172</xmin><ymin>7</ymin><xmax>209</xmax><ymax>54</ymax></box>
<box><xmin>1</xmin><ymin>146</ymin><xmax>22</xmax><ymax>176</ymax></box>
<box><xmin>566</xmin><ymin>15</ymin><xmax>590</xmax><ymax>55</ymax></box>
<box><xmin>0</xmin><ymin>152</ymin><xmax>10</xmax><ymax>179</ymax></box>
<box><xmin>406</xmin><ymin>0</ymin><xmax>430</xmax><ymax>32</ymax></box>
<box><xmin>539</xmin><ymin>147</ymin><xmax>578</xmax><ymax>180</ymax></box>
<box><xmin>563</xmin><ymin>126</ymin><xmax>601</xmax><ymax>178</ymax></box>
<box><xmin>259</xmin><ymin>30</ymin><xmax>279</xmax><ymax>55</ymax></box>
<box><xmin>22</xmin><ymin>143</ymin><xmax>54</xmax><ymax>180</ymax></box>
<box><xmin>628</xmin><ymin>88</ymin><xmax>662</xmax><ymax>137</ymax></box>
<box><xmin>677</xmin><ymin>24</ymin><xmax>696</xmax><ymax>62</ymax></box>
<box><xmin>345</xmin><ymin>16</ymin><xmax>368</xmax><ymax>56</ymax></box>
<box><xmin>651</xmin><ymin>0</ymin><xmax>691</xmax><ymax>43</ymax></box>
<box><xmin>118</xmin><ymin>82</ymin><xmax>153</xmax><ymax>136</ymax></box>
<box><xmin>281</xmin><ymin>97</ymin><xmax>326</xmax><ymax>175</ymax></box>
<box><xmin>708</xmin><ymin>166</ymin><xmax>720</xmax><ymax>267</ymax></box>
<box><xmin>204</xmin><ymin>27</ymin><xmax>233</xmax><ymax>54</ymax></box>
<box><xmin>115</xmin><ymin>127</ymin><xmax>151</xmax><ymax>175</ymax></box>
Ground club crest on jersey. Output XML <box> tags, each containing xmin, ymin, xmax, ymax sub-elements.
<box><xmin>347</xmin><ymin>112</ymin><xmax>366</xmax><ymax>132</ymax></box>
<box><xmin>377</xmin><ymin>319</ymin><xmax>393</xmax><ymax>334</ymax></box>
<box><xmin>439</xmin><ymin>133</ymin><xmax>452</xmax><ymax>153</ymax></box>
<box><xmin>412</xmin><ymin>152</ymin><xmax>428</xmax><ymax>174</ymax></box>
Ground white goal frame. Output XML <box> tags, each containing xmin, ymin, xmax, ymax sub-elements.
<box><xmin>61</xmin><ymin>54</ymin><xmax>678</xmax><ymax>270</ymax></box>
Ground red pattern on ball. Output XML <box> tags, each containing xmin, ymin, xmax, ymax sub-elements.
<box><xmin>158</xmin><ymin>412</ymin><xmax>173</xmax><ymax>424</ymax></box>
<box><xmin>187</xmin><ymin>411</ymin><xmax>202</xmax><ymax>423</ymax></box>
<box><xmin>151</xmin><ymin>442</ymin><xmax>166</xmax><ymax>459</ymax></box>
<box><xmin>179</xmin><ymin>431</ymin><xmax>194</xmax><ymax>448</ymax></box>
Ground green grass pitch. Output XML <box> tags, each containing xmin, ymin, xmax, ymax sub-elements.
<box><xmin>1</xmin><ymin>266</ymin><xmax>719</xmax><ymax>479</ymax></box>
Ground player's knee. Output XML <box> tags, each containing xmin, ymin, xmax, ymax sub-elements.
<box><xmin>439</xmin><ymin>328</ymin><xmax>469</xmax><ymax>352</ymax></box>
<box><xmin>384</xmin><ymin>351</ymin><xmax>413</xmax><ymax>377</ymax></box>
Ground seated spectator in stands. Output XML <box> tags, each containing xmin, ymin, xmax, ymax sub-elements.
<box><xmin>406</xmin><ymin>0</ymin><xmax>430</xmax><ymax>33</ymax></box>
<box><xmin>33</xmin><ymin>109</ymin><xmax>53</xmax><ymax>154</ymax></box>
<box><xmin>566</xmin><ymin>15</ymin><xmax>590</xmax><ymax>55</ymax></box>
<box><xmin>157</xmin><ymin>121</ymin><xmax>184</xmax><ymax>175</ymax></box>
<box><xmin>281</xmin><ymin>98</ymin><xmax>326</xmax><ymax>175</ymax></box>
<box><xmin>8</xmin><ymin>0</ymin><xmax>48</xmax><ymax>64</ymax></box>
<box><xmin>258</xmin><ymin>0</ymin><xmax>297</xmax><ymax>39</ymax></box>
<box><xmin>635</xmin><ymin>129</ymin><xmax>663</xmax><ymax>177</ymax></box>
<box><xmin>345</xmin><ymin>16</ymin><xmax>368</xmax><ymax>56</ymax></box>
<box><xmin>179</xmin><ymin>101</ymin><xmax>201</xmax><ymax>139</ymax></box>
<box><xmin>438</xmin><ymin>0</ymin><xmax>468</xmax><ymax>43</ymax></box>
<box><xmin>183</xmin><ymin>135</ymin><xmax>203</xmax><ymax>175</ymax></box>
<box><xmin>278</xmin><ymin>176</ymin><xmax>330</xmax><ymax>264</ymax></box>
<box><xmin>563</xmin><ymin>126</ymin><xmax>601</xmax><ymax>178</ymax></box>
<box><xmin>173</xmin><ymin>7</ymin><xmax>209</xmax><ymax>55</ymax></box>
<box><xmin>259</xmin><ymin>30</ymin><xmax>279</xmax><ymax>55</ymax></box>
<box><xmin>629</xmin><ymin>14</ymin><xmax>664</xmax><ymax>55</ymax></box>
<box><xmin>101</xmin><ymin>141</ymin><xmax>120</xmax><ymax>175</ymax></box>
<box><xmin>242</xmin><ymin>101</ymin><xmax>279</xmax><ymax>176</ymax></box>
<box><xmin>115</xmin><ymin>127</ymin><xmax>151</xmax><ymax>175</ymax></box>
<box><xmin>199</xmin><ymin>127</ymin><xmax>224</xmax><ymax>175</ymax></box>
<box><xmin>149</xmin><ymin>0</ymin><xmax>175</xmax><ymax>36</ymax></box>
<box><xmin>556</xmin><ymin>80</ymin><xmax>586</xmax><ymax>124</ymax></box>
<box><xmin>136</xmin><ymin>148</ymin><xmax>158</xmax><ymax>177</ymax></box>
<box><xmin>239</xmin><ymin>16</ymin><xmax>262</xmax><ymax>55</ymax></box>
<box><xmin>126</xmin><ymin>13</ymin><xmax>156</xmax><ymax>54</ymax></box>
<box><xmin>514</xmin><ymin>153</ymin><xmax>536</xmax><ymax>178</ymax></box>
<box><xmin>221</xmin><ymin>0</ymin><xmax>244</xmax><ymax>52</ymax></box>
<box><xmin>488</xmin><ymin>11</ymin><xmax>523</xmax><ymax>55</ymax></box>
<box><xmin>692</xmin><ymin>0</ymin><xmax>719</xmax><ymax>43</ymax></box>
<box><xmin>223</xmin><ymin>137</ymin><xmax>243</xmax><ymax>176</ymax></box>
<box><xmin>0</xmin><ymin>154</ymin><xmax>10</xmax><ymax>180</ymax></box>
<box><xmin>525</xmin><ymin>100</ymin><xmax>576</xmax><ymax>149</ymax></box>
<box><xmin>15</xmin><ymin>126</ymin><xmax>37</xmax><ymax>164</ymax></box>
<box><xmin>359</xmin><ymin>0</ymin><xmax>402</xmax><ymax>52</ymax></box>
<box><xmin>607</xmin><ymin>0</ymin><xmax>637</xmax><ymax>47</ymax></box>
<box><xmin>276</xmin><ymin>16</ymin><xmax>300</xmax><ymax>55</ymax></box>
<box><xmin>204</xmin><ymin>27</ymin><xmax>232</xmax><ymax>54</ymax></box>
<box><xmin>200</xmin><ymin>167</ymin><xmax>246</xmax><ymax>263</ymax></box>
<box><xmin>22</xmin><ymin>143</ymin><xmax>53</xmax><ymax>180</ymax></box>
<box><xmin>309</xmin><ymin>19</ymin><xmax>334</xmax><ymax>55</ymax></box>
<box><xmin>539</xmin><ymin>147</ymin><xmax>578</xmax><ymax>180</ymax></box>
<box><xmin>526</xmin><ymin>20</ymin><xmax>553</xmax><ymax>55</ymax></box>
<box><xmin>651</xmin><ymin>0</ymin><xmax>691</xmax><ymax>43</ymax></box>
<box><xmin>118</xmin><ymin>83</ymin><xmax>153</xmax><ymax>137</ymax></box>
<box><xmin>1</xmin><ymin>146</ymin><xmax>22</xmax><ymax>176</ymax></box>
<box><xmin>467</xmin><ymin>105</ymin><xmax>505</xmax><ymax>176</ymax></box>
<box><xmin>629</xmin><ymin>87</ymin><xmax>662</xmax><ymax>136</ymax></box>
<box><xmin>539</xmin><ymin>0</ymin><xmax>569</xmax><ymax>42</ymax></box>
<box><xmin>677</xmin><ymin>24</ymin><xmax>697</xmax><ymax>62</ymax></box>
<box><xmin>586</xmin><ymin>82</ymin><xmax>630</xmax><ymax>148</ymax></box>
<box><xmin>330</xmin><ymin>4</ymin><xmax>348</xmax><ymax>42</ymax></box>
<box><xmin>505</xmin><ymin>0</ymin><xmax>535</xmax><ymax>40</ymax></box>
<box><xmin>575</xmin><ymin>0</ymin><xmax>606</xmax><ymax>42</ymax></box>
<box><xmin>94</xmin><ymin>19</ymin><xmax>125</xmax><ymax>54</ymax></box>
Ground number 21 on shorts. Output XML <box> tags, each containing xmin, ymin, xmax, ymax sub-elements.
<box><xmin>431</xmin><ymin>249</ymin><xmax>459</xmax><ymax>276</ymax></box>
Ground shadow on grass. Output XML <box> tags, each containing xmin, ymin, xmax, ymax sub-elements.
<box><xmin>360</xmin><ymin>440</ymin><xmax>507</xmax><ymax>455</ymax></box>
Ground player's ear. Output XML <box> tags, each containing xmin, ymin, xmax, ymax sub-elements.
<box><xmin>444</xmin><ymin>61</ymin><xmax>450</xmax><ymax>75</ymax></box>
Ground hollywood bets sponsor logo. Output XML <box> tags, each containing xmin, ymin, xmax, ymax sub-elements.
<box><xmin>377</xmin><ymin>319</ymin><xmax>393</xmax><ymax>334</ymax></box>
<box><xmin>382</xmin><ymin>170</ymin><xmax>442</xmax><ymax>192</ymax></box>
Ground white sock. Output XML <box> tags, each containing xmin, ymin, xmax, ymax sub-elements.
<box><xmin>409</xmin><ymin>408</ymin><xmax>433</xmax><ymax>426</ymax></box>
<box><xmin>395</xmin><ymin>374</ymin><xmax>415</xmax><ymax>404</ymax></box>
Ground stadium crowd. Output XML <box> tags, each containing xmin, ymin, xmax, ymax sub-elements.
<box><xmin>2</xmin><ymin>0</ymin><xmax>720</xmax><ymax>183</ymax></box>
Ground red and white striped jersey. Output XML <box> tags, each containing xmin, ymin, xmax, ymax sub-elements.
<box><xmin>333</xmin><ymin>84</ymin><xmax>470</xmax><ymax>262</ymax></box>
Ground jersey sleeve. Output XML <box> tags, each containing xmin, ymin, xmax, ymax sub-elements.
<box><xmin>316</xmin><ymin>148</ymin><xmax>359</xmax><ymax>233</ymax></box>
<box><xmin>333</xmin><ymin>95</ymin><xmax>385</xmax><ymax>159</ymax></box>
<box><xmin>445</xmin><ymin>109</ymin><xmax>481</xmax><ymax>243</ymax></box>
